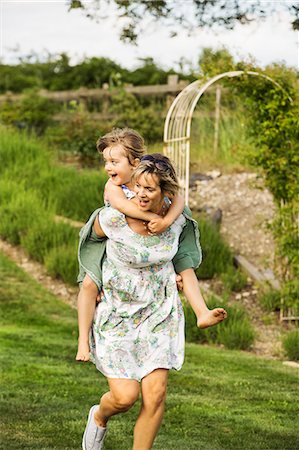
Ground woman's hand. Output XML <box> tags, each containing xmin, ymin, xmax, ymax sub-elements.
<box><xmin>176</xmin><ymin>274</ymin><xmax>183</xmax><ymax>291</ymax></box>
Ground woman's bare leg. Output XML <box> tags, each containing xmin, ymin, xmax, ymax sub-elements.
<box><xmin>133</xmin><ymin>369</ymin><xmax>168</xmax><ymax>450</ymax></box>
<box><xmin>76</xmin><ymin>275</ymin><xmax>99</xmax><ymax>361</ymax></box>
<box><xmin>94</xmin><ymin>378</ymin><xmax>140</xmax><ymax>427</ymax></box>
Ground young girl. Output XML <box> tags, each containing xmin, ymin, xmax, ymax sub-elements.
<box><xmin>76</xmin><ymin>128</ymin><xmax>185</xmax><ymax>361</ymax></box>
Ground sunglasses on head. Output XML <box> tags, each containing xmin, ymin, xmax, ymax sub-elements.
<box><xmin>141</xmin><ymin>155</ymin><xmax>171</xmax><ymax>171</ymax></box>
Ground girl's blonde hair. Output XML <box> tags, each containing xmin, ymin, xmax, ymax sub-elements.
<box><xmin>132</xmin><ymin>153</ymin><xmax>179</xmax><ymax>197</ymax></box>
<box><xmin>96</xmin><ymin>128</ymin><xmax>146</xmax><ymax>164</ymax></box>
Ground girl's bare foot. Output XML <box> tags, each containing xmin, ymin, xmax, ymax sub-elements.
<box><xmin>197</xmin><ymin>308</ymin><xmax>227</xmax><ymax>329</ymax></box>
<box><xmin>76</xmin><ymin>340</ymin><xmax>90</xmax><ymax>362</ymax></box>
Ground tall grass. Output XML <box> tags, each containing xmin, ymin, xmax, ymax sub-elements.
<box><xmin>0</xmin><ymin>126</ymin><xmax>106</xmax><ymax>221</ymax></box>
<box><xmin>283</xmin><ymin>329</ymin><xmax>299</xmax><ymax>361</ymax></box>
<box><xmin>0</xmin><ymin>126</ymin><xmax>106</xmax><ymax>284</ymax></box>
<box><xmin>184</xmin><ymin>294</ymin><xmax>255</xmax><ymax>350</ymax></box>
<box><xmin>189</xmin><ymin>108</ymin><xmax>256</xmax><ymax>171</ymax></box>
<box><xmin>195</xmin><ymin>218</ymin><xmax>234</xmax><ymax>279</ymax></box>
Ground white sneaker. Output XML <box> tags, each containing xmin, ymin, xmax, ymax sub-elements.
<box><xmin>82</xmin><ymin>405</ymin><xmax>107</xmax><ymax>450</ymax></box>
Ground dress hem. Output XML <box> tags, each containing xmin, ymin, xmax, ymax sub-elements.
<box><xmin>92</xmin><ymin>362</ymin><xmax>183</xmax><ymax>382</ymax></box>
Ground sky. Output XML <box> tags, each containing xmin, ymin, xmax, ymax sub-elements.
<box><xmin>0</xmin><ymin>0</ymin><xmax>298</xmax><ymax>71</ymax></box>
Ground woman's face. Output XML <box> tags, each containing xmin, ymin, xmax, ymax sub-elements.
<box><xmin>134</xmin><ymin>173</ymin><xmax>164</xmax><ymax>214</ymax></box>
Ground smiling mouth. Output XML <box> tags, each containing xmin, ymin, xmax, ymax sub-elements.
<box><xmin>138</xmin><ymin>199</ymin><xmax>149</xmax><ymax>207</ymax></box>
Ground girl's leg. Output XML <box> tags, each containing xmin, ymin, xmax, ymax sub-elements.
<box><xmin>94</xmin><ymin>378</ymin><xmax>140</xmax><ymax>427</ymax></box>
<box><xmin>133</xmin><ymin>369</ymin><xmax>168</xmax><ymax>450</ymax></box>
<box><xmin>76</xmin><ymin>275</ymin><xmax>99</xmax><ymax>361</ymax></box>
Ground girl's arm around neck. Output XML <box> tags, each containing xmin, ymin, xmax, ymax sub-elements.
<box><xmin>147</xmin><ymin>193</ymin><xmax>185</xmax><ymax>234</ymax></box>
<box><xmin>106</xmin><ymin>181</ymin><xmax>159</xmax><ymax>221</ymax></box>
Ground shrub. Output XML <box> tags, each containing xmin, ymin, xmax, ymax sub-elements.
<box><xmin>259</xmin><ymin>289</ymin><xmax>281</xmax><ymax>312</ymax></box>
<box><xmin>0</xmin><ymin>126</ymin><xmax>51</xmax><ymax>173</ymax></box>
<box><xmin>0</xmin><ymin>126</ymin><xmax>106</xmax><ymax>222</ymax></box>
<box><xmin>44</xmin><ymin>242</ymin><xmax>79</xmax><ymax>285</ymax></box>
<box><xmin>221</xmin><ymin>267</ymin><xmax>248</xmax><ymax>292</ymax></box>
<box><xmin>283</xmin><ymin>330</ymin><xmax>299</xmax><ymax>361</ymax></box>
<box><xmin>184</xmin><ymin>295</ymin><xmax>255</xmax><ymax>350</ymax></box>
<box><xmin>195</xmin><ymin>218</ymin><xmax>233</xmax><ymax>279</ymax></box>
<box><xmin>21</xmin><ymin>219</ymin><xmax>78</xmax><ymax>263</ymax></box>
<box><xmin>110</xmin><ymin>89</ymin><xmax>164</xmax><ymax>143</ymax></box>
<box><xmin>0</xmin><ymin>189</ymin><xmax>48</xmax><ymax>245</ymax></box>
<box><xmin>45</xmin><ymin>106</ymin><xmax>111</xmax><ymax>157</ymax></box>
<box><xmin>0</xmin><ymin>91</ymin><xmax>58</xmax><ymax>135</ymax></box>
<box><xmin>218</xmin><ymin>318</ymin><xmax>255</xmax><ymax>350</ymax></box>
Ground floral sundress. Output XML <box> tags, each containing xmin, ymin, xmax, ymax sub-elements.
<box><xmin>89</xmin><ymin>207</ymin><xmax>186</xmax><ymax>381</ymax></box>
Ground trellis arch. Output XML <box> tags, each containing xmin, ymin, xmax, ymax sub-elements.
<box><xmin>163</xmin><ymin>70</ymin><xmax>292</xmax><ymax>204</ymax></box>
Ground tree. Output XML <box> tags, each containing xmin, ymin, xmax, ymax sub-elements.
<box><xmin>68</xmin><ymin>0</ymin><xmax>299</xmax><ymax>43</ymax></box>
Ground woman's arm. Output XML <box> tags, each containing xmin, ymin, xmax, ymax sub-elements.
<box><xmin>93</xmin><ymin>216</ymin><xmax>106</xmax><ymax>237</ymax></box>
<box><xmin>106</xmin><ymin>180</ymin><xmax>159</xmax><ymax>222</ymax></box>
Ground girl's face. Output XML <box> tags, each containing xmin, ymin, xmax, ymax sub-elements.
<box><xmin>103</xmin><ymin>145</ymin><xmax>138</xmax><ymax>186</ymax></box>
<box><xmin>134</xmin><ymin>173</ymin><xmax>164</xmax><ymax>214</ymax></box>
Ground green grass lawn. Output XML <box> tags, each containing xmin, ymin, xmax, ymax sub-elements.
<box><xmin>0</xmin><ymin>252</ymin><xmax>298</xmax><ymax>450</ymax></box>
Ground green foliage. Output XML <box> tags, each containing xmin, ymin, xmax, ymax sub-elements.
<box><xmin>184</xmin><ymin>295</ymin><xmax>255</xmax><ymax>350</ymax></box>
<box><xmin>1</xmin><ymin>253</ymin><xmax>298</xmax><ymax>450</ymax></box>
<box><xmin>0</xmin><ymin>126</ymin><xmax>106</xmax><ymax>221</ymax></box>
<box><xmin>220</xmin><ymin>267</ymin><xmax>248</xmax><ymax>292</ymax></box>
<box><xmin>259</xmin><ymin>289</ymin><xmax>282</xmax><ymax>312</ymax></box>
<box><xmin>0</xmin><ymin>91</ymin><xmax>58</xmax><ymax>134</ymax></box>
<box><xmin>281</xmin><ymin>279</ymin><xmax>299</xmax><ymax>315</ymax></box>
<box><xmin>230</xmin><ymin>65</ymin><xmax>299</xmax><ymax>312</ymax></box>
<box><xmin>45</xmin><ymin>242</ymin><xmax>79</xmax><ymax>285</ymax></box>
<box><xmin>0</xmin><ymin>53</ymin><xmax>180</xmax><ymax>93</ymax></box>
<box><xmin>195</xmin><ymin>218</ymin><xmax>233</xmax><ymax>279</ymax></box>
<box><xmin>219</xmin><ymin>317</ymin><xmax>255</xmax><ymax>350</ymax></box>
<box><xmin>283</xmin><ymin>330</ymin><xmax>299</xmax><ymax>361</ymax></box>
<box><xmin>21</xmin><ymin>219</ymin><xmax>78</xmax><ymax>264</ymax></box>
<box><xmin>0</xmin><ymin>126</ymin><xmax>106</xmax><ymax>284</ymax></box>
<box><xmin>69</xmin><ymin>1</ymin><xmax>298</xmax><ymax>44</ymax></box>
<box><xmin>110</xmin><ymin>89</ymin><xmax>163</xmax><ymax>143</ymax></box>
<box><xmin>45</xmin><ymin>102</ymin><xmax>112</xmax><ymax>157</ymax></box>
<box><xmin>198</xmin><ymin>47</ymin><xmax>235</xmax><ymax>77</ymax></box>
<box><xmin>0</xmin><ymin>188</ymin><xmax>48</xmax><ymax>245</ymax></box>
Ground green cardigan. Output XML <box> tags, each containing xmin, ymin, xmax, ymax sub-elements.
<box><xmin>77</xmin><ymin>206</ymin><xmax>202</xmax><ymax>290</ymax></box>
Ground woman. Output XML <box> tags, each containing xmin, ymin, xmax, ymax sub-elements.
<box><xmin>82</xmin><ymin>154</ymin><xmax>227</xmax><ymax>450</ymax></box>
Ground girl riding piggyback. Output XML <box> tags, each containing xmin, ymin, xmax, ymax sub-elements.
<box><xmin>76</xmin><ymin>128</ymin><xmax>185</xmax><ymax>361</ymax></box>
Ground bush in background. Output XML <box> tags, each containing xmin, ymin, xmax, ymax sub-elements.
<box><xmin>45</xmin><ymin>103</ymin><xmax>112</xmax><ymax>158</ymax></box>
<box><xmin>0</xmin><ymin>91</ymin><xmax>58</xmax><ymax>135</ymax></box>
<box><xmin>220</xmin><ymin>266</ymin><xmax>248</xmax><ymax>292</ymax></box>
<box><xmin>110</xmin><ymin>89</ymin><xmax>164</xmax><ymax>144</ymax></box>
<box><xmin>183</xmin><ymin>294</ymin><xmax>255</xmax><ymax>350</ymax></box>
<box><xmin>259</xmin><ymin>289</ymin><xmax>281</xmax><ymax>312</ymax></box>
<box><xmin>0</xmin><ymin>126</ymin><xmax>106</xmax><ymax>222</ymax></box>
<box><xmin>0</xmin><ymin>188</ymin><xmax>49</xmax><ymax>245</ymax></box>
<box><xmin>196</xmin><ymin>218</ymin><xmax>233</xmax><ymax>279</ymax></box>
<box><xmin>45</xmin><ymin>242</ymin><xmax>79</xmax><ymax>285</ymax></box>
<box><xmin>282</xmin><ymin>330</ymin><xmax>299</xmax><ymax>361</ymax></box>
<box><xmin>21</xmin><ymin>219</ymin><xmax>78</xmax><ymax>263</ymax></box>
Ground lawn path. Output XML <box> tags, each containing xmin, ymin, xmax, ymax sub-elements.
<box><xmin>1</xmin><ymin>250</ymin><xmax>298</xmax><ymax>450</ymax></box>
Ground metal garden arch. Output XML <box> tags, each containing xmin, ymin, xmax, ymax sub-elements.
<box><xmin>163</xmin><ymin>70</ymin><xmax>292</xmax><ymax>204</ymax></box>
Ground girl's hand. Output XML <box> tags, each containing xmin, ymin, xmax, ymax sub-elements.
<box><xmin>147</xmin><ymin>217</ymin><xmax>169</xmax><ymax>234</ymax></box>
